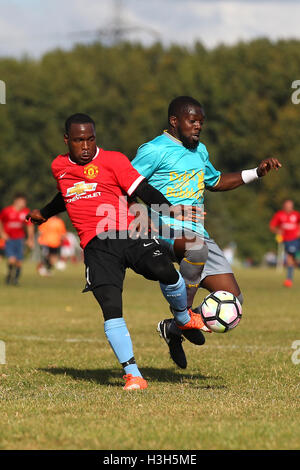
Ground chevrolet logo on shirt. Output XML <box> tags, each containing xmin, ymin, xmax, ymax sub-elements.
<box><xmin>66</xmin><ymin>181</ymin><xmax>98</xmax><ymax>197</ymax></box>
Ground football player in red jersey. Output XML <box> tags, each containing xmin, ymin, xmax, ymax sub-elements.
<box><xmin>27</xmin><ymin>113</ymin><xmax>207</xmax><ymax>389</ymax></box>
<box><xmin>0</xmin><ymin>194</ymin><xmax>34</xmax><ymax>285</ymax></box>
<box><xmin>270</xmin><ymin>200</ymin><xmax>300</xmax><ymax>287</ymax></box>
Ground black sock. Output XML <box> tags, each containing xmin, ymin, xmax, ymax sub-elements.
<box><xmin>14</xmin><ymin>267</ymin><xmax>21</xmax><ymax>284</ymax></box>
<box><xmin>6</xmin><ymin>264</ymin><xmax>15</xmax><ymax>284</ymax></box>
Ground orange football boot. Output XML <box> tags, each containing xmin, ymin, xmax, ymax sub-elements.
<box><xmin>177</xmin><ymin>309</ymin><xmax>210</xmax><ymax>332</ymax></box>
<box><xmin>123</xmin><ymin>374</ymin><xmax>148</xmax><ymax>390</ymax></box>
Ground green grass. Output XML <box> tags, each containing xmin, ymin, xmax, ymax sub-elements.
<box><xmin>0</xmin><ymin>261</ymin><xmax>300</xmax><ymax>450</ymax></box>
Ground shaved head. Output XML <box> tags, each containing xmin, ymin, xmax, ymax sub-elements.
<box><xmin>168</xmin><ymin>96</ymin><xmax>204</xmax><ymax>120</ymax></box>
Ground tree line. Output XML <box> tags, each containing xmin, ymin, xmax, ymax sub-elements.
<box><xmin>0</xmin><ymin>38</ymin><xmax>299</xmax><ymax>262</ymax></box>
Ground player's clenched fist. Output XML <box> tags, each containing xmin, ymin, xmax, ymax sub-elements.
<box><xmin>257</xmin><ymin>158</ymin><xmax>282</xmax><ymax>177</ymax></box>
<box><xmin>26</xmin><ymin>209</ymin><xmax>47</xmax><ymax>225</ymax></box>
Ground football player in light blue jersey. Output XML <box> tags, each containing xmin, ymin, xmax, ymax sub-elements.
<box><xmin>132</xmin><ymin>128</ymin><xmax>220</xmax><ymax>239</ymax></box>
<box><xmin>132</xmin><ymin>96</ymin><xmax>282</xmax><ymax>369</ymax></box>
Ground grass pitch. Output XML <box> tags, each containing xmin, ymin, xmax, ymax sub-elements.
<box><xmin>0</xmin><ymin>261</ymin><xmax>299</xmax><ymax>450</ymax></box>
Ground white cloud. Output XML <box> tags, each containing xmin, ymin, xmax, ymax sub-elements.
<box><xmin>0</xmin><ymin>0</ymin><xmax>299</xmax><ymax>57</ymax></box>
<box><xmin>132</xmin><ymin>0</ymin><xmax>300</xmax><ymax>48</ymax></box>
<box><xmin>187</xmin><ymin>1</ymin><xmax>300</xmax><ymax>47</ymax></box>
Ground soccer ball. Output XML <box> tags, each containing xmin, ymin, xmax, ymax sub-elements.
<box><xmin>195</xmin><ymin>290</ymin><xmax>242</xmax><ymax>333</ymax></box>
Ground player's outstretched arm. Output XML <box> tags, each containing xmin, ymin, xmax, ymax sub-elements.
<box><xmin>211</xmin><ymin>157</ymin><xmax>282</xmax><ymax>192</ymax></box>
<box><xmin>26</xmin><ymin>192</ymin><xmax>66</xmax><ymax>225</ymax></box>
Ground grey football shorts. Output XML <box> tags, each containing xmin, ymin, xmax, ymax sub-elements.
<box><xmin>159</xmin><ymin>237</ymin><xmax>233</xmax><ymax>282</ymax></box>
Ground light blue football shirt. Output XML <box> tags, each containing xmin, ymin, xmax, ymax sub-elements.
<box><xmin>131</xmin><ymin>131</ymin><xmax>221</xmax><ymax>239</ymax></box>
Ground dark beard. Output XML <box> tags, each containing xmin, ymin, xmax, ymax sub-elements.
<box><xmin>180</xmin><ymin>134</ymin><xmax>199</xmax><ymax>150</ymax></box>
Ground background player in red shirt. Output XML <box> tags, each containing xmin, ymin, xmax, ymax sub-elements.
<box><xmin>28</xmin><ymin>113</ymin><xmax>207</xmax><ymax>390</ymax></box>
<box><xmin>270</xmin><ymin>199</ymin><xmax>300</xmax><ymax>287</ymax></box>
<box><xmin>0</xmin><ymin>193</ymin><xmax>34</xmax><ymax>285</ymax></box>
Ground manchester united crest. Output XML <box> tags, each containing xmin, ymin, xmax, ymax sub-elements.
<box><xmin>84</xmin><ymin>163</ymin><xmax>99</xmax><ymax>180</ymax></box>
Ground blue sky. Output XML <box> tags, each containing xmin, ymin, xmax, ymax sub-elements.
<box><xmin>0</xmin><ymin>0</ymin><xmax>300</xmax><ymax>57</ymax></box>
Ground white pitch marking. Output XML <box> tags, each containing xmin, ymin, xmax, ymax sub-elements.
<box><xmin>6</xmin><ymin>336</ymin><xmax>290</xmax><ymax>352</ymax></box>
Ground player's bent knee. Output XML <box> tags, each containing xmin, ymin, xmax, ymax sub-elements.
<box><xmin>183</xmin><ymin>242</ymin><xmax>208</xmax><ymax>266</ymax></box>
<box><xmin>138</xmin><ymin>252</ymin><xmax>179</xmax><ymax>285</ymax></box>
<box><xmin>157</xmin><ymin>263</ymin><xmax>179</xmax><ymax>285</ymax></box>
<box><xmin>149</xmin><ymin>259</ymin><xmax>179</xmax><ymax>285</ymax></box>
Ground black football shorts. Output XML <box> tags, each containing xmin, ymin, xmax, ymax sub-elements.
<box><xmin>83</xmin><ymin>232</ymin><xmax>169</xmax><ymax>291</ymax></box>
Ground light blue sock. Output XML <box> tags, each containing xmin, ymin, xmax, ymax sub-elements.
<box><xmin>160</xmin><ymin>271</ymin><xmax>191</xmax><ymax>326</ymax></box>
<box><xmin>104</xmin><ymin>318</ymin><xmax>142</xmax><ymax>377</ymax></box>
